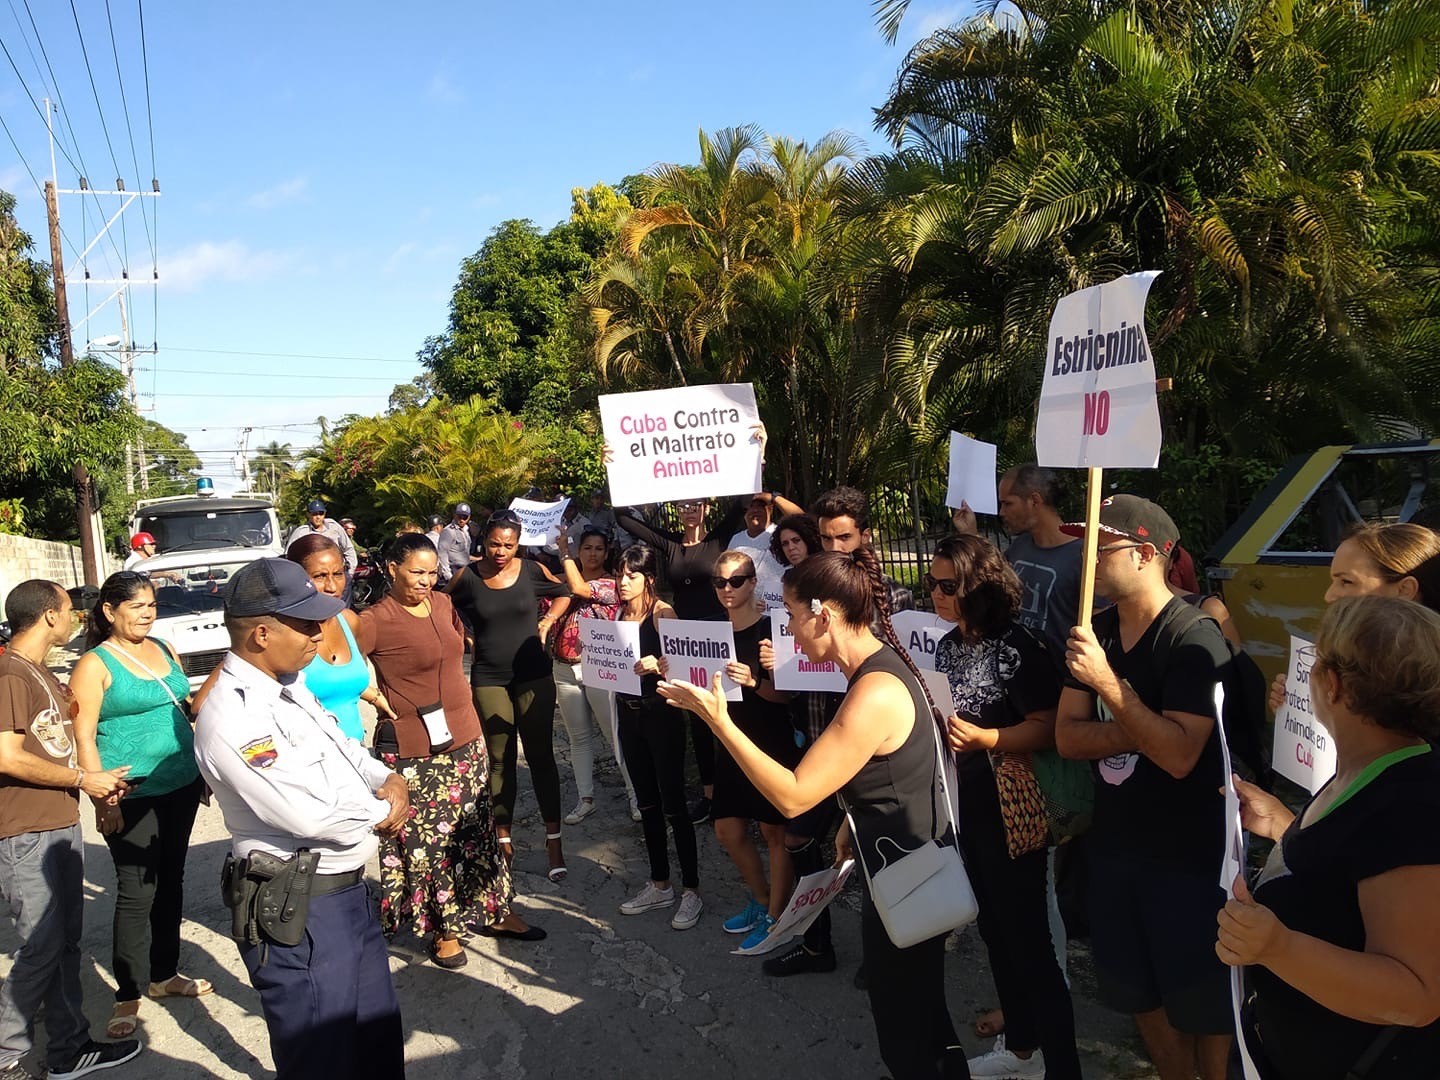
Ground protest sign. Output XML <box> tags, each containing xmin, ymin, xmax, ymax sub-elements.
<box><xmin>579</xmin><ymin>620</ymin><xmax>643</xmax><ymax>697</ymax></box>
<box><xmin>890</xmin><ymin>611</ymin><xmax>954</xmax><ymax>672</ymax></box>
<box><xmin>754</xmin><ymin>552</ymin><xmax>788</xmax><ymax>611</ymax></box>
<box><xmin>1217</xmin><ymin>681</ymin><xmax>1264</xmax><ymax>1080</ymax></box>
<box><xmin>921</xmin><ymin>670</ymin><xmax>956</xmax><ymax>718</ymax></box>
<box><xmin>1033</xmin><ymin>270</ymin><xmax>1164</xmax><ymax>626</ymax></box>
<box><xmin>1271</xmin><ymin>636</ymin><xmax>1337</xmax><ymax>794</ymax></box>
<box><xmin>736</xmin><ymin>860</ymin><xmax>856</xmax><ymax>956</ymax></box>
<box><xmin>659</xmin><ymin>618</ymin><xmax>742</xmax><ymax>701</ymax></box>
<box><xmin>599</xmin><ymin>383</ymin><xmax>763</xmax><ymax>506</ymax></box>
<box><xmin>945</xmin><ymin>432</ymin><xmax>998</xmax><ymax>515</ymax></box>
<box><xmin>768</xmin><ymin>606</ymin><xmax>847</xmax><ymax>693</ymax></box>
<box><xmin>1035</xmin><ymin>271</ymin><xmax>1163</xmax><ymax>470</ymax></box>
<box><xmin>507</xmin><ymin>496</ymin><xmax>570</xmax><ymax>546</ymax></box>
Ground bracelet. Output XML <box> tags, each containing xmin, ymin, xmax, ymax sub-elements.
<box><xmin>74</xmin><ymin>768</ymin><xmax>85</xmax><ymax>791</ymax></box>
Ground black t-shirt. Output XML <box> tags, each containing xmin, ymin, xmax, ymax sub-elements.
<box><xmin>1064</xmin><ymin>597</ymin><xmax>1228</xmax><ymax>867</ymax></box>
<box><xmin>1248</xmin><ymin>748</ymin><xmax>1440</xmax><ymax>1080</ymax></box>
<box><xmin>730</xmin><ymin>615</ymin><xmax>803</xmax><ymax>763</ymax></box>
<box><xmin>615</xmin><ymin>502</ymin><xmax>746</xmax><ymax>621</ymax></box>
<box><xmin>448</xmin><ymin>559</ymin><xmax>569</xmax><ymax>686</ymax></box>
<box><xmin>936</xmin><ymin>622</ymin><xmax>1058</xmax><ymax>784</ymax></box>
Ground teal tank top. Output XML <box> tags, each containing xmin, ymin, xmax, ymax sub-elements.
<box><xmin>95</xmin><ymin>644</ymin><xmax>199</xmax><ymax>797</ymax></box>
<box><xmin>301</xmin><ymin>616</ymin><xmax>368</xmax><ymax>742</ymax></box>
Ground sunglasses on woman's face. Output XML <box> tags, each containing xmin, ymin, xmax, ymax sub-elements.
<box><xmin>923</xmin><ymin>573</ymin><xmax>961</xmax><ymax>596</ymax></box>
<box><xmin>677</xmin><ymin>502</ymin><xmax>705</xmax><ymax>512</ymax></box>
<box><xmin>711</xmin><ymin>573</ymin><xmax>755</xmax><ymax>590</ymax></box>
<box><xmin>487</xmin><ymin>510</ymin><xmax>521</xmax><ymax>526</ymax></box>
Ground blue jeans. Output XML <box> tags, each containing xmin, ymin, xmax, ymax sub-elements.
<box><xmin>0</xmin><ymin>824</ymin><xmax>90</xmax><ymax>1070</ymax></box>
<box><xmin>239</xmin><ymin>882</ymin><xmax>404</xmax><ymax>1080</ymax></box>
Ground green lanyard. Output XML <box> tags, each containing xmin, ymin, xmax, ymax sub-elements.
<box><xmin>1313</xmin><ymin>743</ymin><xmax>1432</xmax><ymax>824</ymax></box>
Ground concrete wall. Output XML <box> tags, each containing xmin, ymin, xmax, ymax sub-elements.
<box><xmin>0</xmin><ymin>534</ymin><xmax>122</xmax><ymax>609</ymax></box>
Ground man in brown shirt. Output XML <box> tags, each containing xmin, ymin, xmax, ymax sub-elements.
<box><xmin>0</xmin><ymin>580</ymin><xmax>136</xmax><ymax>1080</ymax></box>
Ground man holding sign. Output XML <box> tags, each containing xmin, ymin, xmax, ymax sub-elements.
<box><xmin>1054</xmin><ymin>495</ymin><xmax>1234</xmax><ymax>1080</ymax></box>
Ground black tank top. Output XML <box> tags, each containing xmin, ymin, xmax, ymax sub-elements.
<box><xmin>617</xmin><ymin>610</ymin><xmax>664</xmax><ymax>702</ymax></box>
<box><xmin>839</xmin><ymin>644</ymin><xmax>945</xmax><ymax>866</ymax></box>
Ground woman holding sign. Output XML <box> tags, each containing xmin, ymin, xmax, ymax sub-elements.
<box><xmin>554</xmin><ymin>526</ymin><xmax>638</xmax><ymax>822</ymax></box>
<box><xmin>610</xmin><ymin>543</ymin><xmax>706</xmax><ymax>931</ymax></box>
<box><xmin>929</xmin><ymin>535</ymin><xmax>1082</xmax><ymax>1080</ymax></box>
<box><xmin>660</xmin><ymin>549</ymin><xmax>968</xmax><ymax>1080</ymax></box>
<box><xmin>448</xmin><ymin>509</ymin><xmax>573</xmax><ymax>883</ymax></box>
<box><xmin>708</xmin><ymin>549</ymin><xmax>802</xmax><ymax>951</ymax></box>
<box><xmin>1222</xmin><ymin>596</ymin><xmax>1440</xmax><ymax>1080</ymax></box>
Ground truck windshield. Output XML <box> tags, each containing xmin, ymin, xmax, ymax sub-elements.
<box><xmin>149</xmin><ymin>561</ymin><xmax>253</xmax><ymax>615</ymax></box>
<box><xmin>138</xmin><ymin>509</ymin><xmax>274</xmax><ymax>553</ymax></box>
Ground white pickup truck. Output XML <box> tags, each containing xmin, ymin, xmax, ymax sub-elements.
<box><xmin>129</xmin><ymin>492</ymin><xmax>283</xmax><ymax>688</ymax></box>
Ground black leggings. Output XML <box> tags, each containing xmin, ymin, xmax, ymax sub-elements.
<box><xmin>103</xmin><ymin>777</ymin><xmax>203</xmax><ymax>1001</ymax></box>
<box><xmin>618</xmin><ymin>697</ymin><xmax>699</xmax><ymax>889</ymax></box>
<box><xmin>959</xmin><ymin>769</ymin><xmax>1081</xmax><ymax>1080</ymax></box>
<box><xmin>862</xmin><ymin>900</ymin><xmax>967</xmax><ymax>1079</ymax></box>
<box><xmin>474</xmin><ymin>677</ymin><xmax>561</xmax><ymax>827</ymax></box>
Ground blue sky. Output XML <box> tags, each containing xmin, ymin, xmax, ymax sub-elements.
<box><xmin>3</xmin><ymin>2</ymin><xmax>967</xmax><ymax>491</ymax></box>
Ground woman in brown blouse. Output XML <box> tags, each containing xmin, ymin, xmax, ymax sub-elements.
<box><xmin>356</xmin><ymin>533</ymin><xmax>542</xmax><ymax>969</ymax></box>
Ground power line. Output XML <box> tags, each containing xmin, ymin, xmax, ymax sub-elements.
<box><xmin>163</xmin><ymin>345</ymin><xmax>422</xmax><ymax>364</ymax></box>
<box><xmin>103</xmin><ymin>0</ymin><xmax>154</xmax><ymax>265</ymax></box>
<box><xmin>68</xmin><ymin>0</ymin><xmax>129</xmax><ymax>272</ymax></box>
<box><xmin>149</xmin><ymin>392</ymin><xmax>387</xmax><ymax>400</ymax></box>
<box><xmin>136</xmin><ymin>0</ymin><xmax>157</xmax><ymax>347</ymax></box>
<box><xmin>137</xmin><ymin>365</ymin><xmax>403</xmax><ymax>382</ymax></box>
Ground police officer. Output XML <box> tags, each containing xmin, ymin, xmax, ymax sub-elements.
<box><xmin>436</xmin><ymin>503</ymin><xmax>474</xmax><ymax>583</ymax></box>
<box><xmin>194</xmin><ymin>558</ymin><xmax>408</xmax><ymax>1079</ymax></box>
<box><xmin>287</xmin><ymin>500</ymin><xmax>358</xmax><ymax>576</ymax></box>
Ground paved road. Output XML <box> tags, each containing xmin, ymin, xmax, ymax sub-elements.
<box><xmin>4</xmin><ymin>651</ymin><xmax>1162</xmax><ymax>1078</ymax></box>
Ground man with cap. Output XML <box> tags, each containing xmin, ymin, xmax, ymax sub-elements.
<box><xmin>436</xmin><ymin>503</ymin><xmax>474</xmax><ymax>584</ymax></box>
<box><xmin>1054</xmin><ymin>495</ymin><xmax>1232</xmax><ymax>1080</ymax></box>
<box><xmin>287</xmin><ymin>500</ymin><xmax>357</xmax><ymax>576</ymax></box>
<box><xmin>194</xmin><ymin>559</ymin><xmax>409</xmax><ymax>1079</ymax></box>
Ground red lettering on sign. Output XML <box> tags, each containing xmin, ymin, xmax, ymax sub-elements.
<box><xmin>689</xmin><ymin>666</ymin><xmax>707</xmax><ymax>685</ymax></box>
<box><xmin>1082</xmin><ymin>390</ymin><xmax>1111</xmax><ymax>436</ymax></box>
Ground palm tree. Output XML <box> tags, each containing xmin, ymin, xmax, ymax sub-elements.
<box><xmin>251</xmin><ymin>440</ymin><xmax>295</xmax><ymax>498</ymax></box>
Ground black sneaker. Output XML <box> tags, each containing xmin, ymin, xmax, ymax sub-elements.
<box><xmin>853</xmin><ymin>962</ymin><xmax>868</xmax><ymax>991</ymax></box>
<box><xmin>688</xmin><ymin>796</ymin><xmax>712</xmax><ymax>825</ymax></box>
<box><xmin>762</xmin><ymin>941</ymin><xmax>838</xmax><ymax>977</ymax></box>
<box><xmin>49</xmin><ymin>1039</ymin><xmax>141</xmax><ymax>1079</ymax></box>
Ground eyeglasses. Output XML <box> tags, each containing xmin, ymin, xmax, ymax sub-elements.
<box><xmin>710</xmin><ymin>574</ymin><xmax>755</xmax><ymax>590</ymax></box>
<box><xmin>923</xmin><ymin>573</ymin><xmax>960</xmax><ymax>596</ymax></box>
<box><xmin>1097</xmin><ymin>542</ymin><xmax>1143</xmax><ymax>557</ymax></box>
<box><xmin>677</xmin><ymin>502</ymin><xmax>705</xmax><ymax>512</ymax></box>
<box><xmin>486</xmin><ymin>510</ymin><xmax>521</xmax><ymax>526</ymax></box>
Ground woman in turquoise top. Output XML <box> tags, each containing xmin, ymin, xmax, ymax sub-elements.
<box><xmin>284</xmin><ymin>534</ymin><xmax>394</xmax><ymax>739</ymax></box>
<box><xmin>71</xmin><ymin>571</ymin><xmax>211</xmax><ymax>1039</ymax></box>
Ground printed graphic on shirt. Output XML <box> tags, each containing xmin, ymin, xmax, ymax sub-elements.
<box><xmin>239</xmin><ymin>736</ymin><xmax>279</xmax><ymax>769</ymax></box>
<box><xmin>942</xmin><ymin>638</ymin><xmax>1021</xmax><ymax>717</ymax></box>
<box><xmin>1011</xmin><ymin>559</ymin><xmax>1057</xmax><ymax>632</ymax></box>
<box><xmin>1254</xmin><ymin>838</ymin><xmax>1292</xmax><ymax>891</ymax></box>
<box><xmin>30</xmin><ymin>706</ymin><xmax>74</xmax><ymax>762</ymax></box>
<box><xmin>1095</xmin><ymin>695</ymin><xmax>1138</xmax><ymax>785</ymax></box>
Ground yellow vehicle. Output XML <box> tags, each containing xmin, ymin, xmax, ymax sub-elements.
<box><xmin>1207</xmin><ymin>438</ymin><xmax>1440</xmax><ymax>682</ymax></box>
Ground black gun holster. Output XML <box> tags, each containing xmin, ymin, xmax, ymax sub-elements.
<box><xmin>221</xmin><ymin>849</ymin><xmax>319</xmax><ymax>948</ymax></box>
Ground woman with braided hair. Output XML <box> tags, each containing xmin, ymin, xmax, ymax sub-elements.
<box><xmin>660</xmin><ymin>548</ymin><xmax>968</xmax><ymax>1079</ymax></box>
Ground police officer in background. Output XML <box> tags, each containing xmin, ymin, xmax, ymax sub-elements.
<box><xmin>287</xmin><ymin>500</ymin><xmax>358</xmax><ymax>576</ymax></box>
<box><xmin>436</xmin><ymin>503</ymin><xmax>474</xmax><ymax>583</ymax></box>
<box><xmin>194</xmin><ymin>559</ymin><xmax>409</xmax><ymax>1079</ymax></box>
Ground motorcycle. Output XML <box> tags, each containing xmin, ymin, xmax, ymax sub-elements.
<box><xmin>349</xmin><ymin>551</ymin><xmax>389</xmax><ymax>611</ymax></box>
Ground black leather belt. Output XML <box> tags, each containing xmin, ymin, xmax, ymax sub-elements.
<box><xmin>310</xmin><ymin>868</ymin><xmax>363</xmax><ymax>896</ymax></box>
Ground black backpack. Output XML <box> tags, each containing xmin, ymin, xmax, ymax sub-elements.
<box><xmin>1156</xmin><ymin>601</ymin><xmax>1275</xmax><ymax>791</ymax></box>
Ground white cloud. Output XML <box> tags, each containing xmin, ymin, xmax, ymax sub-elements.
<box><xmin>910</xmin><ymin>4</ymin><xmax>969</xmax><ymax>40</ymax></box>
<box><xmin>246</xmin><ymin>176</ymin><xmax>308</xmax><ymax>210</ymax></box>
<box><xmin>425</xmin><ymin>70</ymin><xmax>464</xmax><ymax>106</ymax></box>
<box><xmin>161</xmin><ymin>240</ymin><xmax>298</xmax><ymax>292</ymax></box>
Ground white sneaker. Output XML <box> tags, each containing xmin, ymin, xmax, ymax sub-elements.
<box><xmin>620</xmin><ymin>882</ymin><xmax>675</xmax><ymax>916</ymax></box>
<box><xmin>967</xmin><ymin>1035</ymin><xmax>1045</xmax><ymax>1079</ymax></box>
<box><xmin>629</xmin><ymin>799</ymin><xmax>642</xmax><ymax>822</ymax></box>
<box><xmin>564</xmin><ymin>799</ymin><xmax>597</xmax><ymax>825</ymax></box>
<box><xmin>670</xmin><ymin>890</ymin><xmax>704</xmax><ymax>930</ymax></box>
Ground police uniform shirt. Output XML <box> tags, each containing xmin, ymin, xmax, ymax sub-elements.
<box><xmin>436</xmin><ymin>522</ymin><xmax>472</xmax><ymax>581</ymax></box>
<box><xmin>194</xmin><ymin>653</ymin><xmax>394</xmax><ymax>873</ymax></box>
<box><xmin>285</xmin><ymin>518</ymin><xmax>358</xmax><ymax>574</ymax></box>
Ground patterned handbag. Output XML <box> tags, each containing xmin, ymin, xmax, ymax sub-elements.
<box><xmin>989</xmin><ymin>751</ymin><xmax>1050</xmax><ymax>859</ymax></box>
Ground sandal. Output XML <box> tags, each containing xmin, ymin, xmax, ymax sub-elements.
<box><xmin>148</xmin><ymin>974</ymin><xmax>214</xmax><ymax>999</ymax></box>
<box><xmin>546</xmin><ymin>831</ymin><xmax>567</xmax><ymax>883</ymax></box>
<box><xmin>107</xmin><ymin>1001</ymin><xmax>140</xmax><ymax>1038</ymax></box>
<box><xmin>430</xmin><ymin>940</ymin><xmax>468</xmax><ymax>970</ymax></box>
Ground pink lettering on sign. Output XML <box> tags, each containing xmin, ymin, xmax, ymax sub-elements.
<box><xmin>1082</xmin><ymin>391</ymin><xmax>1111</xmax><ymax>436</ymax></box>
<box><xmin>689</xmin><ymin>666</ymin><xmax>708</xmax><ymax>685</ymax></box>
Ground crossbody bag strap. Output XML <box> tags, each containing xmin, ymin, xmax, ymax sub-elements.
<box><xmin>101</xmin><ymin>640</ymin><xmax>185</xmax><ymax>712</ymax></box>
<box><xmin>1345</xmin><ymin>1026</ymin><xmax>1401</xmax><ymax>1080</ymax></box>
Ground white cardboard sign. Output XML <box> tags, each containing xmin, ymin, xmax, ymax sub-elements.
<box><xmin>1271</xmin><ymin>635</ymin><xmax>1337</xmax><ymax>794</ymax></box>
<box><xmin>599</xmin><ymin>383</ymin><xmax>763</xmax><ymax>506</ymax></box>
<box><xmin>945</xmin><ymin>432</ymin><xmax>998</xmax><ymax>515</ymax></box>
<box><xmin>1035</xmin><ymin>271</ymin><xmax>1163</xmax><ymax>469</ymax></box>
<box><xmin>659</xmin><ymin>618</ymin><xmax>743</xmax><ymax>702</ymax></box>
<box><xmin>1218</xmin><ymin>681</ymin><xmax>1263</xmax><ymax>1080</ymax></box>
<box><xmin>507</xmin><ymin>496</ymin><xmax>570</xmax><ymax>546</ymax></box>
<box><xmin>579</xmin><ymin>619</ymin><xmax>643</xmax><ymax>697</ymax></box>
<box><xmin>735</xmin><ymin>861</ymin><xmax>856</xmax><ymax>955</ymax></box>
<box><xmin>768</xmin><ymin>606</ymin><xmax>848</xmax><ymax>693</ymax></box>
<box><xmin>889</xmin><ymin>611</ymin><xmax>954</xmax><ymax>672</ymax></box>
<box><xmin>921</xmin><ymin>670</ymin><xmax>957</xmax><ymax>718</ymax></box>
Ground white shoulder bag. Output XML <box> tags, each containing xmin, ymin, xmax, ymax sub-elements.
<box><xmin>843</xmin><ymin>673</ymin><xmax>978</xmax><ymax>949</ymax></box>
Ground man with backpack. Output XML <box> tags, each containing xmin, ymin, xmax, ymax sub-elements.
<box><xmin>1055</xmin><ymin>495</ymin><xmax>1233</xmax><ymax>1080</ymax></box>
